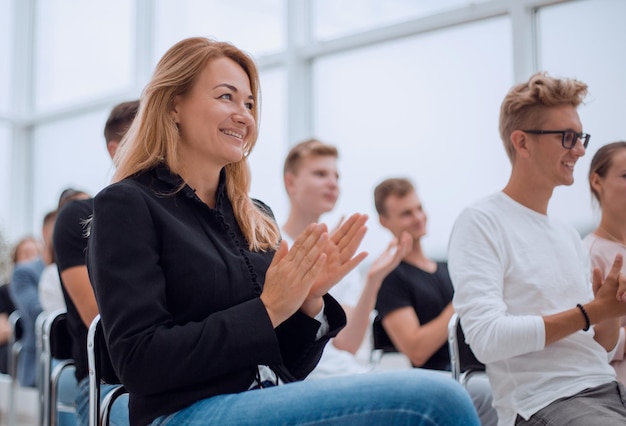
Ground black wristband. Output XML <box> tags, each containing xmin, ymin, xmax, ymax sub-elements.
<box><xmin>576</xmin><ymin>303</ymin><xmax>590</xmax><ymax>332</ymax></box>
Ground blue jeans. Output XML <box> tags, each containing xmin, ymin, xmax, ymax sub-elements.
<box><xmin>75</xmin><ymin>377</ymin><xmax>130</xmax><ymax>426</ymax></box>
<box><xmin>151</xmin><ymin>369</ymin><xmax>479</xmax><ymax>425</ymax></box>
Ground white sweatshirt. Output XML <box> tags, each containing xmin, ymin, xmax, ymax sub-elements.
<box><xmin>448</xmin><ymin>192</ymin><xmax>616</xmax><ymax>426</ymax></box>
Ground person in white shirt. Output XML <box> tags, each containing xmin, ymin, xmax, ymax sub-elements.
<box><xmin>281</xmin><ymin>138</ymin><xmax>411</xmax><ymax>378</ymax></box>
<box><xmin>448</xmin><ymin>72</ymin><xmax>626</xmax><ymax>426</ymax></box>
<box><xmin>583</xmin><ymin>141</ymin><xmax>626</xmax><ymax>384</ymax></box>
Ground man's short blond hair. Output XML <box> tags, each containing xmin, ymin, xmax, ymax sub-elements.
<box><xmin>283</xmin><ymin>138</ymin><xmax>338</xmax><ymax>176</ymax></box>
<box><xmin>499</xmin><ymin>71</ymin><xmax>588</xmax><ymax>163</ymax></box>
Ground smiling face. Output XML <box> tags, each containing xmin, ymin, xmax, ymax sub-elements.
<box><xmin>523</xmin><ymin>104</ymin><xmax>586</xmax><ymax>189</ymax></box>
<box><xmin>285</xmin><ymin>155</ymin><xmax>339</xmax><ymax>217</ymax></box>
<box><xmin>379</xmin><ymin>190</ymin><xmax>427</xmax><ymax>243</ymax></box>
<box><xmin>171</xmin><ymin>57</ymin><xmax>255</xmax><ymax>173</ymax></box>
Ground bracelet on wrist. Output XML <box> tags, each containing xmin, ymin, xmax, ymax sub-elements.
<box><xmin>576</xmin><ymin>303</ymin><xmax>590</xmax><ymax>332</ymax></box>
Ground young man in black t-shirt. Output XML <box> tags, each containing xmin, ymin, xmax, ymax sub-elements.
<box><xmin>373</xmin><ymin>177</ymin><xmax>497</xmax><ymax>426</ymax></box>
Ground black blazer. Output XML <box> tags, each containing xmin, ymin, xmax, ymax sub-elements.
<box><xmin>87</xmin><ymin>166</ymin><xmax>346</xmax><ymax>426</ymax></box>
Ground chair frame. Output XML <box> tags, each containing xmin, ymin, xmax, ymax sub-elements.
<box><xmin>87</xmin><ymin>314</ymin><xmax>127</xmax><ymax>426</ymax></box>
<box><xmin>36</xmin><ymin>311</ymin><xmax>46</xmax><ymax>426</ymax></box>
<box><xmin>447</xmin><ymin>312</ymin><xmax>486</xmax><ymax>386</ymax></box>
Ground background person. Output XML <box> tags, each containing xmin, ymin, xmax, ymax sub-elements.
<box><xmin>281</xmin><ymin>139</ymin><xmax>411</xmax><ymax>378</ymax></box>
<box><xmin>584</xmin><ymin>141</ymin><xmax>626</xmax><ymax>384</ymax></box>
<box><xmin>39</xmin><ymin>188</ymin><xmax>91</xmax><ymax>315</ymax></box>
<box><xmin>374</xmin><ymin>177</ymin><xmax>497</xmax><ymax>426</ymax></box>
<box><xmin>9</xmin><ymin>210</ymin><xmax>56</xmax><ymax>387</ymax></box>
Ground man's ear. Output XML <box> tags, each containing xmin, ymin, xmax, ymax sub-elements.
<box><xmin>107</xmin><ymin>141</ymin><xmax>119</xmax><ymax>161</ymax></box>
<box><xmin>510</xmin><ymin>130</ymin><xmax>530</xmax><ymax>158</ymax></box>
<box><xmin>284</xmin><ymin>172</ymin><xmax>296</xmax><ymax>196</ymax></box>
<box><xmin>378</xmin><ymin>214</ymin><xmax>388</xmax><ymax>230</ymax></box>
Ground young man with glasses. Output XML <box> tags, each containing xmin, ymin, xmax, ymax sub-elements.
<box><xmin>448</xmin><ymin>71</ymin><xmax>626</xmax><ymax>426</ymax></box>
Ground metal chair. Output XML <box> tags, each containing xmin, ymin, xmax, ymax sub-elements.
<box><xmin>447</xmin><ymin>312</ymin><xmax>486</xmax><ymax>387</ymax></box>
<box><xmin>8</xmin><ymin>310</ymin><xmax>24</xmax><ymax>426</ymax></box>
<box><xmin>41</xmin><ymin>309</ymin><xmax>77</xmax><ymax>426</ymax></box>
<box><xmin>87</xmin><ymin>314</ymin><xmax>127</xmax><ymax>426</ymax></box>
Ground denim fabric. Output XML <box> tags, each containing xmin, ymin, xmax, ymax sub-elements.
<box><xmin>515</xmin><ymin>381</ymin><xmax>626</xmax><ymax>426</ymax></box>
<box><xmin>10</xmin><ymin>258</ymin><xmax>45</xmax><ymax>387</ymax></box>
<box><xmin>151</xmin><ymin>369</ymin><xmax>479</xmax><ymax>426</ymax></box>
<box><xmin>75</xmin><ymin>377</ymin><xmax>130</xmax><ymax>426</ymax></box>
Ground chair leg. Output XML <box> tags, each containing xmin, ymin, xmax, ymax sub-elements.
<box><xmin>8</xmin><ymin>342</ymin><xmax>22</xmax><ymax>426</ymax></box>
<box><xmin>36</xmin><ymin>312</ymin><xmax>46</xmax><ymax>426</ymax></box>
<box><xmin>9</xmin><ymin>377</ymin><xmax>17</xmax><ymax>426</ymax></box>
<box><xmin>42</xmin><ymin>354</ymin><xmax>52</xmax><ymax>426</ymax></box>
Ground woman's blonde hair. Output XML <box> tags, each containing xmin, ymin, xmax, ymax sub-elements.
<box><xmin>113</xmin><ymin>37</ymin><xmax>279</xmax><ymax>251</ymax></box>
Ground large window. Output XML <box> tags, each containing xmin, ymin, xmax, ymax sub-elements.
<box><xmin>31</xmin><ymin>108</ymin><xmax>112</xmax><ymax>227</ymax></box>
<box><xmin>314</xmin><ymin>0</ymin><xmax>491</xmax><ymax>40</ymax></box>
<box><xmin>0</xmin><ymin>125</ymin><xmax>11</xmax><ymax>236</ymax></box>
<box><xmin>34</xmin><ymin>0</ymin><xmax>135</xmax><ymax>112</ymax></box>
<box><xmin>249</xmin><ymin>68</ymin><xmax>289</xmax><ymax>223</ymax></box>
<box><xmin>537</xmin><ymin>0</ymin><xmax>626</xmax><ymax>234</ymax></box>
<box><xmin>0</xmin><ymin>0</ymin><xmax>14</xmax><ymax>114</ymax></box>
<box><xmin>313</xmin><ymin>16</ymin><xmax>513</xmax><ymax>259</ymax></box>
<box><xmin>154</xmin><ymin>0</ymin><xmax>285</xmax><ymax>62</ymax></box>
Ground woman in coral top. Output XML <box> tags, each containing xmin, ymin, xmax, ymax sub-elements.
<box><xmin>584</xmin><ymin>141</ymin><xmax>626</xmax><ymax>384</ymax></box>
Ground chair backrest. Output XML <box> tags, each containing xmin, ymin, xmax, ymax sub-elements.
<box><xmin>371</xmin><ymin>315</ymin><xmax>398</xmax><ymax>354</ymax></box>
<box><xmin>8</xmin><ymin>310</ymin><xmax>23</xmax><ymax>379</ymax></box>
<box><xmin>447</xmin><ymin>313</ymin><xmax>485</xmax><ymax>385</ymax></box>
<box><xmin>9</xmin><ymin>310</ymin><xmax>24</xmax><ymax>345</ymax></box>
<box><xmin>48</xmin><ymin>311</ymin><xmax>73</xmax><ymax>360</ymax></box>
<box><xmin>41</xmin><ymin>309</ymin><xmax>76</xmax><ymax>426</ymax></box>
<box><xmin>88</xmin><ymin>314</ymin><xmax>125</xmax><ymax>426</ymax></box>
<box><xmin>369</xmin><ymin>315</ymin><xmax>399</xmax><ymax>366</ymax></box>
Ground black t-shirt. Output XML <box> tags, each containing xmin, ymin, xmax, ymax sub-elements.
<box><xmin>0</xmin><ymin>283</ymin><xmax>16</xmax><ymax>314</ymax></box>
<box><xmin>375</xmin><ymin>261</ymin><xmax>454</xmax><ymax>371</ymax></box>
<box><xmin>53</xmin><ymin>198</ymin><xmax>94</xmax><ymax>382</ymax></box>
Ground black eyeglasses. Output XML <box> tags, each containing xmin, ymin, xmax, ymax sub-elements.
<box><xmin>522</xmin><ymin>129</ymin><xmax>590</xmax><ymax>149</ymax></box>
